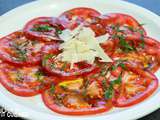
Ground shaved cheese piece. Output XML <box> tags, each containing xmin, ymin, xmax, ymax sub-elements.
<box><xmin>96</xmin><ymin>33</ymin><xmax>110</xmax><ymax>43</ymax></box>
<box><xmin>58</xmin><ymin>25</ymin><xmax>112</xmax><ymax>66</ymax></box>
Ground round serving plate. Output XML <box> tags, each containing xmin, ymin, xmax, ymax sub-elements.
<box><xmin>0</xmin><ymin>0</ymin><xmax>160</xmax><ymax>120</ymax></box>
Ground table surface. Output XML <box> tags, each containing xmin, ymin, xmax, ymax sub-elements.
<box><xmin>0</xmin><ymin>0</ymin><xmax>160</xmax><ymax>120</ymax></box>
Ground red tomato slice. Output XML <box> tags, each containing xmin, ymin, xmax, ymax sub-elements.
<box><xmin>0</xmin><ymin>63</ymin><xmax>57</xmax><ymax>97</ymax></box>
<box><xmin>112</xmin><ymin>64</ymin><xmax>158</xmax><ymax>107</ymax></box>
<box><xmin>100</xmin><ymin>13</ymin><xmax>147</xmax><ymax>36</ymax></box>
<box><xmin>23</xmin><ymin>17</ymin><xmax>64</xmax><ymax>42</ymax></box>
<box><xmin>41</xmin><ymin>42</ymin><xmax>61</xmax><ymax>55</ymax></box>
<box><xmin>42</xmin><ymin>53</ymin><xmax>98</xmax><ymax>79</ymax></box>
<box><xmin>0</xmin><ymin>31</ymin><xmax>44</xmax><ymax>66</ymax></box>
<box><xmin>111</xmin><ymin>66</ymin><xmax>122</xmax><ymax>77</ymax></box>
<box><xmin>111</xmin><ymin>36</ymin><xmax>160</xmax><ymax>73</ymax></box>
<box><xmin>100</xmin><ymin>39</ymin><xmax>117</xmax><ymax>56</ymax></box>
<box><xmin>59</xmin><ymin>7</ymin><xmax>101</xmax><ymax>30</ymax></box>
<box><xmin>42</xmin><ymin>88</ymin><xmax>112</xmax><ymax>115</ymax></box>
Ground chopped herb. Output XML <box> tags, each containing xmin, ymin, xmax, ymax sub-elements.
<box><xmin>61</xmin><ymin>62</ymin><xmax>67</xmax><ymax>70</ymax></box>
<box><xmin>124</xmin><ymin>26</ymin><xmax>135</xmax><ymax>32</ymax></box>
<box><xmin>138</xmin><ymin>29</ymin><xmax>144</xmax><ymax>36</ymax></box>
<box><xmin>104</xmin><ymin>73</ymin><xmax>122</xmax><ymax>100</ymax></box>
<box><xmin>32</xmin><ymin>25</ymin><xmax>53</xmax><ymax>32</ymax></box>
<box><xmin>104</xmin><ymin>85</ymin><xmax>114</xmax><ymax>99</ymax></box>
<box><xmin>42</xmin><ymin>54</ymin><xmax>54</xmax><ymax>66</ymax></box>
<box><xmin>12</xmin><ymin>43</ymin><xmax>27</xmax><ymax>61</ymax></box>
<box><xmin>56</xmin><ymin>29</ymin><xmax>62</xmax><ymax>34</ymax></box>
<box><xmin>138</xmin><ymin>29</ymin><xmax>145</xmax><ymax>48</ymax></box>
<box><xmin>111</xmin><ymin>73</ymin><xmax>122</xmax><ymax>85</ymax></box>
<box><xmin>119</xmin><ymin>35</ymin><xmax>135</xmax><ymax>52</ymax></box>
<box><xmin>82</xmin><ymin>79</ymin><xmax>90</xmax><ymax>96</ymax></box>
<box><xmin>50</xmin><ymin>63</ymin><xmax>55</xmax><ymax>69</ymax></box>
<box><xmin>16</xmin><ymin>71</ymin><xmax>23</xmax><ymax>81</ymax></box>
<box><xmin>60</xmin><ymin>85</ymin><xmax>68</xmax><ymax>90</ymax></box>
<box><xmin>111</xmin><ymin>65</ymin><xmax>116</xmax><ymax>71</ymax></box>
<box><xmin>35</xmin><ymin>70</ymin><xmax>44</xmax><ymax>81</ymax></box>
<box><xmin>110</xmin><ymin>24</ymin><xmax>123</xmax><ymax>33</ymax></box>
<box><xmin>139</xmin><ymin>23</ymin><xmax>145</xmax><ymax>26</ymax></box>
<box><xmin>50</xmin><ymin>84</ymin><xmax>55</xmax><ymax>93</ymax></box>
<box><xmin>118</xmin><ymin>63</ymin><xmax>126</xmax><ymax>69</ymax></box>
<box><xmin>100</xmin><ymin>70</ymin><xmax>107</xmax><ymax>76</ymax></box>
<box><xmin>102</xmin><ymin>80</ymin><xmax>107</xmax><ymax>90</ymax></box>
<box><xmin>110</xmin><ymin>60</ymin><xmax>126</xmax><ymax>71</ymax></box>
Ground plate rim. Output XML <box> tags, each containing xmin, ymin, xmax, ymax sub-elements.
<box><xmin>0</xmin><ymin>0</ymin><xmax>160</xmax><ymax>120</ymax></box>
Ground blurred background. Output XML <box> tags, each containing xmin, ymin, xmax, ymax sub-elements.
<box><xmin>0</xmin><ymin>0</ymin><xmax>160</xmax><ymax>120</ymax></box>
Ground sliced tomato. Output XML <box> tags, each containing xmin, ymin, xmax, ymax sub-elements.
<box><xmin>42</xmin><ymin>83</ymin><xmax>112</xmax><ymax>115</ymax></box>
<box><xmin>100</xmin><ymin>13</ymin><xmax>146</xmax><ymax>37</ymax></box>
<box><xmin>42</xmin><ymin>53</ymin><xmax>98</xmax><ymax>79</ymax></box>
<box><xmin>41</xmin><ymin>42</ymin><xmax>61</xmax><ymax>55</ymax></box>
<box><xmin>111</xmin><ymin>66</ymin><xmax>122</xmax><ymax>77</ymax></box>
<box><xmin>59</xmin><ymin>7</ymin><xmax>101</xmax><ymax>30</ymax></box>
<box><xmin>0</xmin><ymin>31</ymin><xmax>44</xmax><ymax>66</ymax></box>
<box><xmin>111</xmin><ymin>36</ymin><xmax>160</xmax><ymax>73</ymax></box>
<box><xmin>23</xmin><ymin>17</ymin><xmax>64</xmax><ymax>42</ymax></box>
<box><xmin>0</xmin><ymin>63</ymin><xmax>57</xmax><ymax>97</ymax></box>
<box><xmin>100</xmin><ymin>39</ymin><xmax>117</xmax><ymax>56</ymax></box>
<box><xmin>112</xmin><ymin>64</ymin><xmax>158</xmax><ymax>107</ymax></box>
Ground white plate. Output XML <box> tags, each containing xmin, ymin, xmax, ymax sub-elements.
<box><xmin>0</xmin><ymin>0</ymin><xmax>160</xmax><ymax>120</ymax></box>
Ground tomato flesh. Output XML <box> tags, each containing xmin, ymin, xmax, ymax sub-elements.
<box><xmin>112</xmin><ymin>64</ymin><xmax>158</xmax><ymax>107</ymax></box>
<box><xmin>59</xmin><ymin>7</ymin><xmax>101</xmax><ymax>30</ymax></box>
<box><xmin>0</xmin><ymin>31</ymin><xmax>44</xmax><ymax>66</ymax></box>
<box><xmin>100</xmin><ymin>13</ymin><xmax>146</xmax><ymax>36</ymax></box>
<box><xmin>0</xmin><ymin>63</ymin><xmax>57</xmax><ymax>97</ymax></box>
<box><xmin>42</xmin><ymin>53</ymin><xmax>98</xmax><ymax>79</ymax></box>
<box><xmin>23</xmin><ymin>17</ymin><xmax>64</xmax><ymax>42</ymax></box>
<box><xmin>42</xmin><ymin>81</ymin><xmax>112</xmax><ymax>115</ymax></box>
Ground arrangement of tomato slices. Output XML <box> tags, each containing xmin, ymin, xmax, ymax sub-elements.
<box><xmin>0</xmin><ymin>7</ymin><xmax>160</xmax><ymax>115</ymax></box>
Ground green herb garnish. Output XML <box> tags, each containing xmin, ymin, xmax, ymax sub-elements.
<box><xmin>104</xmin><ymin>73</ymin><xmax>122</xmax><ymax>100</ymax></box>
<box><xmin>16</xmin><ymin>71</ymin><xmax>23</xmax><ymax>81</ymax></box>
<box><xmin>50</xmin><ymin>84</ymin><xmax>55</xmax><ymax>93</ymax></box>
<box><xmin>61</xmin><ymin>62</ymin><xmax>67</xmax><ymax>70</ymax></box>
<box><xmin>104</xmin><ymin>85</ymin><xmax>114</xmax><ymax>99</ymax></box>
<box><xmin>12</xmin><ymin>43</ymin><xmax>27</xmax><ymax>61</ymax></box>
<box><xmin>35</xmin><ymin>70</ymin><xmax>44</xmax><ymax>82</ymax></box>
<box><xmin>118</xmin><ymin>63</ymin><xmax>126</xmax><ymax>69</ymax></box>
<box><xmin>111</xmin><ymin>73</ymin><xmax>122</xmax><ymax>85</ymax></box>
<box><xmin>42</xmin><ymin>54</ymin><xmax>54</xmax><ymax>66</ymax></box>
<box><xmin>119</xmin><ymin>35</ymin><xmax>135</xmax><ymax>52</ymax></box>
<box><xmin>32</xmin><ymin>25</ymin><xmax>53</xmax><ymax>32</ymax></box>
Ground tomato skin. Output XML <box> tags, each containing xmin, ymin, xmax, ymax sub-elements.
<box><xmin>112</xmin><ymin>64</ymin><xmax>158</xmax><ymax>107</ymax></box>
<box><xmin>0</xmin><ymin>63</ymin><xmax>57</xmax><ymax>97</ymax></box>
<box><xmin>111</xmin><ymin>66</ymin><xmax>122</xmax><ymax>77</ymax></box>
<box><xmin>42</xmin><ymin>44</ymin><xmax>99</xmax><ymax>79</ymax></box>
<box><xmin>112</xmin><ymin>77</ymin><xmax>158</xmax><ymax>107</ymax></box>
<box><xmin>126</xmin><ymin>36</ymin><xmax>160</xmax><ymax>48</ymax></box>
<box><xmin>42</xmin><ymin>89</ymin><xmax>113</xmax><ymax>115</ymax></box>
<box><xmin>23</xmin><ymin>17</ymin><xmax>64</xmax><ymax>42</ymax></box>
<box><xmin>0</xmin><ymin>31</ymin><xmax>43</xmax><ymax>66</ymax></box>
<box><xmin>100</xmin><ymin>13</ymin><xmax>147</xmax><ymax>36</ymax></box>
<box><xmin>43</xmin><ymin>59</ymin><xmax>99</xmax><ymax>80</ymax></box>
<box><xmin>41</xmin><ymin>42</ymin><xmax>61</xmax><ymax>55</ymax></box>
<box><xmin>59</xmin><ymin>7</ymin><xmax>101</xmax><ymax>30</ymax></box>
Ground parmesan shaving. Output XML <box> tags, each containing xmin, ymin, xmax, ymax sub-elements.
<box><xmin>58</xmin><ymin>25</ymin><xmax>112</xmax><ymax>66</ymax></box>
